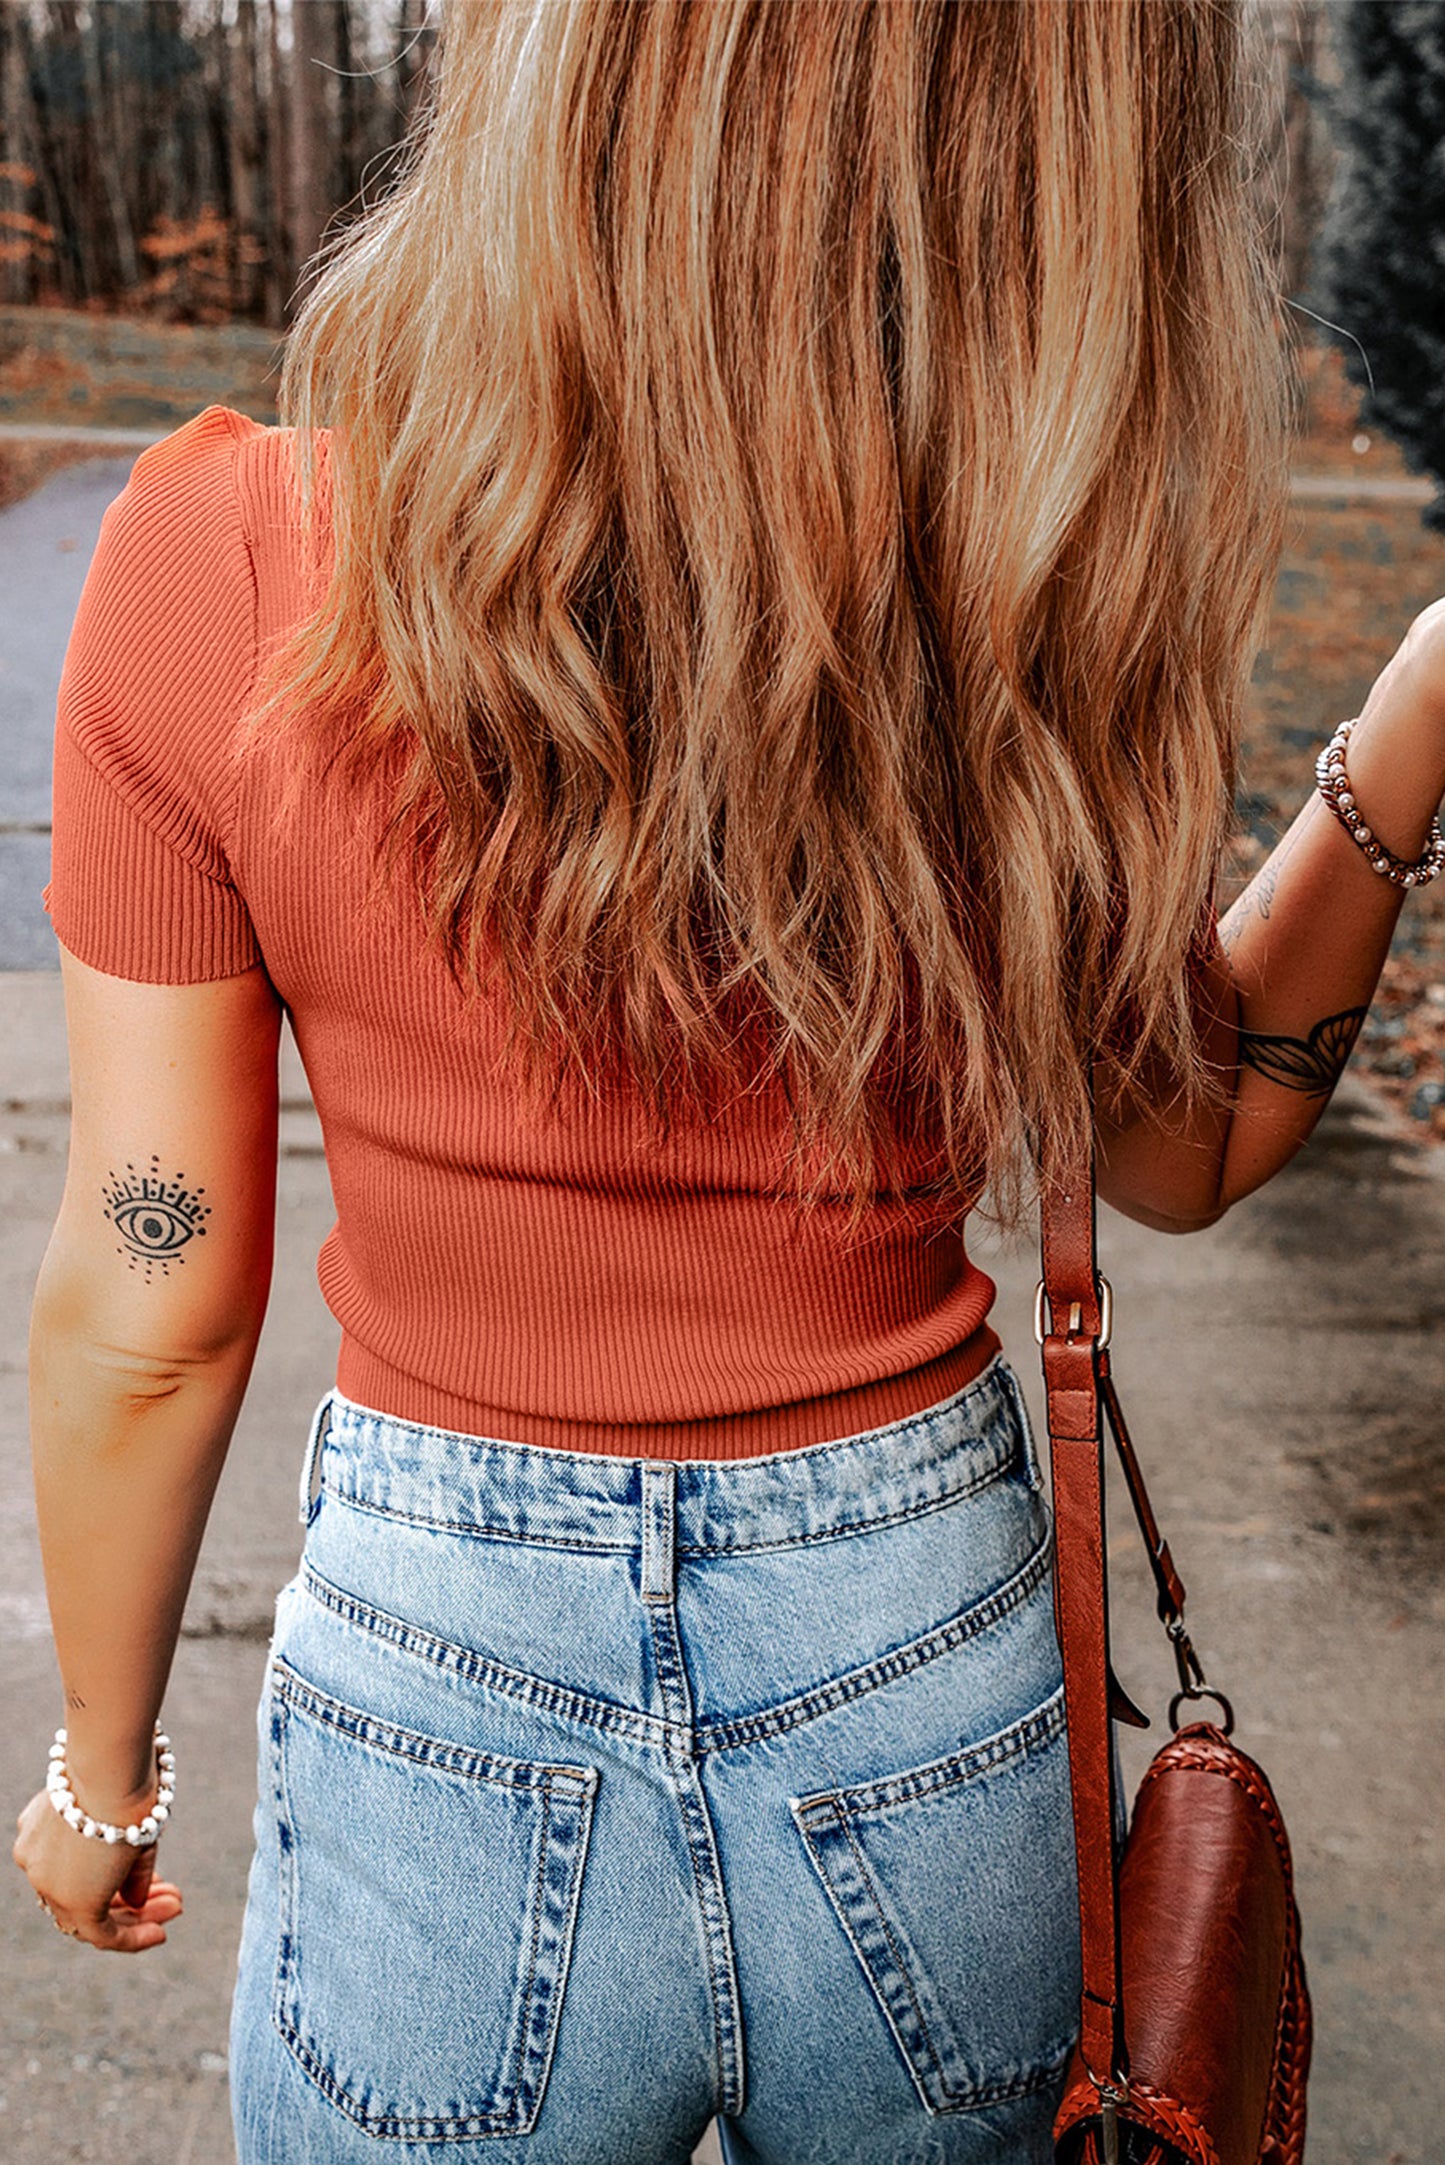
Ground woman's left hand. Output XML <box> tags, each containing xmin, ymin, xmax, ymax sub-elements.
<box><xmin>12</xmin><ymin>1789</ymin><xmax>184</xmax><ymax>1952</ymax></box>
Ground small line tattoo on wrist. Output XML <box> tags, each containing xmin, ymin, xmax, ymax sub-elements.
<box><xmin>102</xmin><ymin>1155</ymin><xmax>212</xmax><ymax>1278</ymax></box>
<box><xmin>1237</xmin><ymin>1006</ymin><xmax>1368</xmax><ymax>1095</ymax></box>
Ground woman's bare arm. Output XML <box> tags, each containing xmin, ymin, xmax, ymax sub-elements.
<box><xmin>1094</xmin><ymin>605</ymin><xmax>1445</xmax><ymax>1232</ymax></box>
<box><xmin>26</xmin><ymin>951</ymin><xmax>280</xmax><ymax>1821</ymax></box>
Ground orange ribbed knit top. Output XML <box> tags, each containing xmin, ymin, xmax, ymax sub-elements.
<box><xmin>42</xmin><ymin>404</ymin><xmax>1000</xmax><ymax>1458</ymax></box>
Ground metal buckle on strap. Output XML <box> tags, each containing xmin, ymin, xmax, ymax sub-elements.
<box><xmin>1033</xmin><ymin>1273</ymin><xmax>1113</xmax><ymax>1349</ymax></box>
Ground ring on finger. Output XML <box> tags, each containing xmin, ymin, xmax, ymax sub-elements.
<box><xmin>37</xmin><ymin>1895</ymin><xmax>80</xmax><ymax>1938</ymax></box>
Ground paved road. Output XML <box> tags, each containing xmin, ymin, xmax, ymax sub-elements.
<box><xmin>0</xmin><ymin>422</ymin><xmax>169</xmax><ymax>445</ymax></box>
<box><xmin>0</xmin><ymin>456</ymin><xmax>140</xmax><ymax>968</ymax></box>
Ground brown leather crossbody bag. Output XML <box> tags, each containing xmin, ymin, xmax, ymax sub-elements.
<box><xmin>1037</xmin><ymin>1152</ymin><xmax>1312</xmax><ymax>2165</ymax></box>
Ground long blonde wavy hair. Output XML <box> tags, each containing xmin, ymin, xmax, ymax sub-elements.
<box><xmin>247</xmin><ymin>0</ymin><xmax>1292</xmax><ymax>1234</ymax></box>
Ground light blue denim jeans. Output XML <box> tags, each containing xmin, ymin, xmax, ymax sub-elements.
<box><xmin>229</xmin><ymin>1354</ymin><xmax>1082</xmax><ymax>2164</ymax></box>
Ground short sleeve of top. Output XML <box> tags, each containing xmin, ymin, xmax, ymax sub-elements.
<box><xmin>42</xmin><ymin>403</ymin><xmax>264</xmax><ymax>984</ymax></box>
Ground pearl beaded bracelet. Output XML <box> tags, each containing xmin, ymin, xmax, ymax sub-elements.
<box><xmin>45</xmin><ymin>1721</ymin><xmax>175</xmax><ymax>1848</ymax></box>
<box><xmin>1315</xmin><ymin>716</ymin><xmax>1445</xmax><ymax>889</ymax></box>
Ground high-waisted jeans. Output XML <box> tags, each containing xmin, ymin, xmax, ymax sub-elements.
<box><xmin>229</xmin><ymin>1354</ymin><xmax>1082</xmax><ymax>2164</ymax></box>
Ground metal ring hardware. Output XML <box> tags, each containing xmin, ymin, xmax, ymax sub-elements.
<box><xmin>1168</xmin><ymin>1685</ymin><xmax>1236</xmax><ymax>1736</ymax></box>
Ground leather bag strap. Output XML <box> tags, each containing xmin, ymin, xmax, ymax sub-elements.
<box><xmin>1039</xmin><ymin>1143</ymin><xmax>1128</xmax><ymax>2099</ymax></box>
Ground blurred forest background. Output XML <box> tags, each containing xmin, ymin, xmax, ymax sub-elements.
<box><xmin>0</xmin><ymin>0</ymin><xmax>435</xmax><ymax>327</ymax></box>
<box><xmin>0</xmin><ymin>0</ymin><xmax>1325</xmax><ymax>330</ymax></box>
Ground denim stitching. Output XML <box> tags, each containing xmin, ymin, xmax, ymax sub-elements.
<box><xmin>835</xmin><ymin>1807</ymin><xmax>949</xmax><ymax>2089</ymax></box>
<box><xmin>299</xmin><ymin>1558</ymin><xmax>670</xmax><ymax>1750</ymax></box>
<box><xmin>509</xmin><ymin>1777</ymin><xmax>551</xmax><ymax>2121</ymax></box>
<box><xmin>672</xmin><ymin>1439</ymin><xmax>1018</xmax><ymax>1558</ymax></box>
<box><xmin>671</xmin><ymin>1762</ymin><xmax>746</xmax><ymax>2117</ymax></box>
<box><xmin>315</xmin><ymin>1435</ymin><xmax>1017</xmax><ymax>1560</ymax></box>
<box><xmin>270</xmin><ymin>1655</ymin><xmax>598</xmax><ymax>1795</ymax></box>
<box><xmin>318</xmin><ymin>1481</ymin><xmax>635</xmax><ymax>1556</ymax></box>
<box><xmin>936</xmin><ymin>2047</ymin><xmax>1079</xmax><ymax>2113</ymax></box>
<box><xmin>268</xmin><ymin>1664</ymin><xmax>596</xmax><ymax>2139</ymax></box>
<box><xmin>642</xmin><ymin>1544</ymin><xmax>746</xmax><ymax>2116</ymax></box>
<box><xmin>789</xmin><ymin>1688</ymin><xmax>1078</xmax><ymax>2115</ymax></box>
<box><xmin>525</xmin><ymin>1767</ymin><xmax>597</xmax><ymax>2130</ymax></box>
<box><xmin>272</xmin><ymin>2022</ymin><xmax>518</xmax><ymax>2140</ymax></box>
<box><xmin>299</xmin><ymin>1537</ymin><xmax>1049</xmax><ymax>1764</ymax></box>
<box><xmin>792</xmin><ymin>1686</ymin><xmax>1066</xmax><ymax>1821</ymax></box>
<box><xmin>999</xmin><ymin>1363</ymin><xmax>1045</xmax><ymax>1495</ymax></box>
<box><xmin>314</xmin><ymin>1356</ymin><xmax>1022</xmax><ymax>1559</ymax></box>
<box><xmin>269</xmin><ymin>1695</ymin><xmax>296</xmax><ymax>2059</ymax></box>
<box><xmin>660</xmin><ymin>1698</ymin><xmax>733</xmax><ymax>2112</ymax></box>
<box><xmin>693</xmin><ymin>1537</ymin><xmax>1051</xmax><ymax>1756</ymax></box>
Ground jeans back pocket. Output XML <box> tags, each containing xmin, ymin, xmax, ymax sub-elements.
<box><xmin>789</xmin><ymin>1685</ymin><xmax>1079</xmax><ymax>2114</ymax></box>
<box><xmin>268</xmin><ymin>1657</ymin><xmax>598</xmax><ymax>2141</ymax></box>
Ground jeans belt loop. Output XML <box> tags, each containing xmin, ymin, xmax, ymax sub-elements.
<box><xmin>298</xmin><ymin>1392</ymin><xmax>335</xmax><ymax>1527</ymax></box>
<box><xmin>640</xmin><ymin>1461</ymin><xmax>677</xmax><ymax>1603</ymax></box>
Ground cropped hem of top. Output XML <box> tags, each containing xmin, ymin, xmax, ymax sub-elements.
<box><xmin>43</xmin><ymin>402</ymin><xmax>1006</xmax><ymax>1461</ymax></box>
<box><xmin>336</xmin><ymin>1323</ymin><xmax>1004</xmax><ymax>1460</ymax></box>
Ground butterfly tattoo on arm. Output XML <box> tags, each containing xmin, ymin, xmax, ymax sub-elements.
<box><xmin>1235</xmin><ymin>1007</ymin><xmax>1368</xmax><ymax>1095</ymax></box>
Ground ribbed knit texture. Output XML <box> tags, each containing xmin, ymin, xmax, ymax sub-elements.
<box><xmin>43</xmin><ymin>405</ymin><xmax>1000</xmax><ymax>1458</ymax></box>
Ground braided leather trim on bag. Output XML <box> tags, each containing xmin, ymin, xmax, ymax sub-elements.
<box><xmin>1058</xmin><ymin>2069</ymin><xmax>1221</xmax><ymax>2165</ymax></box>
<box><xmin>1137</xmin><ymin>1727</ymin><xmax>1294</xmax><ymax>1882</ymax></box>
<box><xmin>1145</xmin><ymin>1725</ymin><xmax>1312</xmax><ymax>2165</ymax></box>
<box><xmin>1055</xmin><ymin>1722</ymin><xmax>1312</xmax><ymax>2165</ymax></box>
<box><xmin>1260</xmin><ymin>1895</ymin><xmax>1311</xmax><ymax>2165</ymax></box>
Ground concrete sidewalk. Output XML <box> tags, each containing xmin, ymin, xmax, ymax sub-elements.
<box><xmin>2</xmin><ymin>967</ymin><xmax>1442</xmax><ymax>2164</ymax></box>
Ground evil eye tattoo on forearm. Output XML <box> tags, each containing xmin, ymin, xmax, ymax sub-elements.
<box><xmin>102</xmin><ymin>1155</ymin><xmax>212</xmax><ymax>1278</ymax></box>
<box><xmin>1236</xmin><ymin>1005</ymin><xmax>1368</xmax><ymax>1095</ymax></box>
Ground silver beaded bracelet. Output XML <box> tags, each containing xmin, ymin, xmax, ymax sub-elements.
<box><xmin>45</xmin><ymin>1721</ymin><xmax>175</xmax><ymax>1848</ymax></box>
<box><xmin>1315</xmin><ymin>716</ymin><xmax>1445</xmax><ymax>889</ymax></box>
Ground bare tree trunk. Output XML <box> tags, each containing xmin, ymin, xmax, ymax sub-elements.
<box><xmin>350</xmin><ymin>0</ymin><xmax>421</xmax><ymax>214</ymax></box>
<box><xmin>145</xmin><ymin>1</ymin><xmax>186</xmax><ymax>255</ymax></box>
<box><xmin>266</xmin><ymin>0</ymin><xmax>293</xmax><ymax>324</ymax></box>
<box><xmin>1282</xmin><ymin>0</ymin><xmax>1336</xmax><ymax>301</ymax></box>
<box><xmin>0</xmin><ymin>8</ymin><xmax>39</xmax><ymax>304</ymax></box>
<box><xmin>33</xmin><ymin>2</ymin><xmax>106</xmax><ymax>302</ymax></box>
<box><xmin>225</xmin><ymin>0</ymin><xmax>265</xmax><ymax>317</ymax></box>
<box><xmin>334</xmin><ymin>0</ymin><xmax>358</xmax><ymax>217</ymax></box>
<box><xmin>394</xmin><ymin>0</ymin><xmax>433</xmax><ymax>114</ymax></box>
<box><xmin>288</xmin><ymin>0</ymin><xmax>338</xmax><ymax>306</ymax></box>
<box><xmin>1254</xmin><ymin>0</ymin><xmax>1338</xmax><ymax>304</ymax></box>
<box><xmin>19</xmin><ymin>9</ymin><xmax>74</xmax><ymax>305</ymax></box>
<box><xmin>81</xmin><ymin>1</ymin><xmax>138</xmax><ymax>287</ymax></box>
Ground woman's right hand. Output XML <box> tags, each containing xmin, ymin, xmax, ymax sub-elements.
<box><xmin>13</xmin><ymin>1785</ymin><xmax>183</xmax><ymax>1953</ymax></box>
